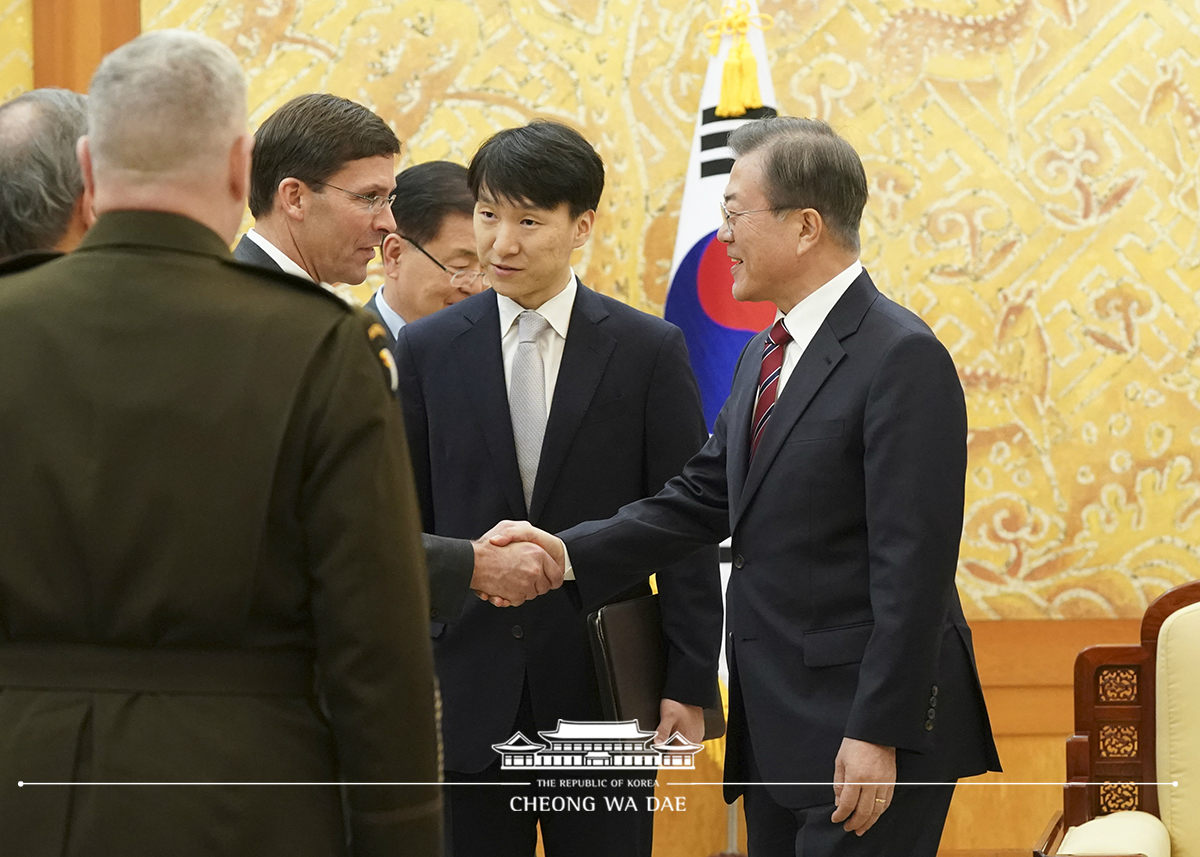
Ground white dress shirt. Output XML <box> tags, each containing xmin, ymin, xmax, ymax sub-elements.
<box><xmin>372</xmin><ymin>286</ymin><xmax>407</xmax><ymax>341</ymax></box>
<box><xmin>496</xmin><ymin>270</ymin><xmax>578</xmax><ymax>416</ymax></box>
<box><xmin>774</xmin><ymin>260</ymin><xmax>862</xmax><ymax>396</ymax></box>
<box><xmin>246</xmin><ymin>229</ymin><xmax>314</xmax><ymax>282</ymax></box>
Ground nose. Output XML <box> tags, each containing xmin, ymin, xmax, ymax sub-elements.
<box><xmin>375</xmin><ymin>204</ymin><xmax>396</xmax><ymax>234</ymax></box>
<box><xmin>492</xmin><ymin>221</ymin><xmax>520</xmax><ymax>257</ymax></box>
<box><xmin>717</xmin><ymin>217</ymin><xmax>733</xmax><ymax>244</ymax></box>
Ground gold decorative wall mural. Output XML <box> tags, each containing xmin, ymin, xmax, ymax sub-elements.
<box><xmin>142</xmin><ymin>0</ymin><xmax>1200</xmax><ymax>620</ymax></box>
<box><xmin>0</xmin><ymin>0</ymin><xmax>34</xmax><ymax>101</ymax></box>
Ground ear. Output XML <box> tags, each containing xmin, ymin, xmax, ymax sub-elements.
<box><xmin>794</xmin><ymin>208</ymin><xmax>823</xmax><ymax>256</ymax></box>
<box><xmin>228</xmin><ymin>133</ymin><xmax>254</xmax><ymax>207</ymax></box>
<box><xmin>276</xmin><ymin>177</ymin><xmax>306</xmax><ymax>222</ymax></box>
<box><xmin>381</xmin><ymin>232</ymin><xmax>405</xmax><ymax>275</ymax></box>
<box><xmin>571</xmin><ymin>209</ymin><xmax>596</xmax><ymax>250</ymax></box>
<box><xmin>79</xmin><ymin>182</ymin><xmax>96</xmax><ymax>229</ymax></box>
<box><xmin>77</xmin><ymin>137</ymin><xmax>96</xmax><ymax>206</ymax></box>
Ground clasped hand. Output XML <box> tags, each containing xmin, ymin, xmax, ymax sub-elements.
<box><xmin>470</xmin><ymin>521</ymin><xmax>567</xmax><ymax>606</ymax></box>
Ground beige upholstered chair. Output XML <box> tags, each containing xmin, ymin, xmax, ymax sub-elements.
<box><xmin>1035</xmin><ymin>580</ymin><xmax>1200</xmax><ymax>857</ymax></box>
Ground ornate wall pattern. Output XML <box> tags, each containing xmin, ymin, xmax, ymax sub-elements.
<box><xmin>0</xmin><ymin>0</ymin><xmax>34</xmax><ymax>101</ymax></box>
<box><xmin>142</xmin><ymin>0</ymin><xmax>1200</xmax><ymax>620</ymax></box>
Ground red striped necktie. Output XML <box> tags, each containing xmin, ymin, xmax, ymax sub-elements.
<box><xmin>750</xmin><ymin>319</ymin><xmax>793</xmax><ymax>461</ymax></box>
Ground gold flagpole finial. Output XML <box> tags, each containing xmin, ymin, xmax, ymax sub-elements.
<box><xmin>702</xmin><ymin>1</ymin><xmax>774</xmax><ymax>118</ymax></box>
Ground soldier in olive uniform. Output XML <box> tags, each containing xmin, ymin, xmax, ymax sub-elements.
<box><xmin>0</xmin><ymin>30</ymin><xmax>442</xmax><ymax>856</ymax></box>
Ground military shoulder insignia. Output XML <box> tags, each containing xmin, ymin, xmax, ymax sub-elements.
<box><xmin>361</xmin><ymin>314</ymin><xmax>399</xmax><ymax>393</ymax></box>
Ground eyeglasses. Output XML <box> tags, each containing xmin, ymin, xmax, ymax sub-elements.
<box><xmin>403</xmin><ymin>236</ymin><xmax>485</xmax><ymax>289</ymax></box>
<box><xmin>719</xmin><ymin>201</ymin><xmax>792</xmax><ymax>230</ymax></box>
<box><xmin>316</xmin><ymin>181</ymin><xmax>397</xmax><ymax>213</ymax></box>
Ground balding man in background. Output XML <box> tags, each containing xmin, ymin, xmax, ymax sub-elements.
<box><xmin>0</xmin><ymin>30</ymin><xmax>441</xmax><ymax>856</ymax></box>
<box><xmin>0</xmin><ymin>88</ymin><xmax>92</xmax><ymax>261</ymax></box>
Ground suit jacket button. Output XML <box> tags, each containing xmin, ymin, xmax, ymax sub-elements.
<box><xmin>733</xmin><ymin>555</ymin><xmax>745</xmax><ymax>569</ymax></box>
<box><xmin>925</xmin><ymin>721</ymin><xmax>934</xmax><ymax>731</ymax></box>
<box><xmin>931</xmin><ymin>685</ymin><xmax>938</xmax><ymax>696</ymax></box>
<box><xmin>512</xmin><ymin>625</ymin><xmax>524</xmax><ymax>639</ymax></box>
<box><xmin>929</xmin><ymin>696</ymin><xmax>938</xmax><ymax>707</ymax></box>
<box><xmin>927</xmin><ymin>708</ymin><xmax>937</xmax><ymax>719</ymax></box>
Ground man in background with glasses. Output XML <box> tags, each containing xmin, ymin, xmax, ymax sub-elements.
<box><xmin>234</xmin><ymin>93</ymin><xmax>398</xmax><ymax>286</ymax></box>
<box><xmin>367</xmin><ymin>161</ymin><xmax>485</xmax><ymax>346</ymax></box>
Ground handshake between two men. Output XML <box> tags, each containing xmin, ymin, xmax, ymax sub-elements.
<box><xmin>468</xmin><ymin>521</ymin><xmax>565</xmax><ymax>607</ymax></box>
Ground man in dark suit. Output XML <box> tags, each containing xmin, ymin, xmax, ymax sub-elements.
<box><xmin>395</xmin><ymin>120</ymin><xmax>723</xmax><ymax>857</ymax></box>
<box><xmin>233</xmin><ymin>93</ymin><xmax>399</xmax><ymax>287</ymax></box>
<box><xmin>495</xmin><ymin>117</ymin><xmax>1001</xmax><ymax>857</ymax></box>
<box><xmin>0</xmin><ymin>30</ymin><xmax>440</xmax><ymax>855</ymax></box>
<box><xmin>234</xmin><ymin>102</ymin><xmax>558</xmax><ymax>613</ymax></box>
<box><xmin>366</xmin><ymin>161</ymin><xmax>484</xmax><ymax>346</ymax></box>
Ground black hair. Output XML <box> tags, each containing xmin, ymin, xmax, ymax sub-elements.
<box><xmin>467</xmin><ymin>120</ymin><xmax>604</xmax><ymax>219</ymax></box>
<box><xmin>390</xmin><ymin>161</ymin><xmax>475</xmax><ymax>245</ymax></box>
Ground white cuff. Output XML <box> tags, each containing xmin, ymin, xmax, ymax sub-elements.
<box><xmin>560</xmin><ymin>538</ymin><xmax>575</xmax><ymax>581</ymax></box>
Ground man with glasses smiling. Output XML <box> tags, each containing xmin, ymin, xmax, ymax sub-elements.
<box><xmin>368</xmin><ymin>161</ymin><xmax>485</xmax><ymax>346</ymax></box>
<box><xmin>234</xmin><ymin>93</ymin><xmax>399</xmax><ymax>286</ymax></box>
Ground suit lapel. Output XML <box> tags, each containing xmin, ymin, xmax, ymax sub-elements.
<box><xmin>725</xmin><ymin>331</ymin><xmax>768</xmax><ymax>519</ymax></box>
<box><xmin>232</xmin><ymin>234</ymin><xmax>279</xmax><ymax>271</ymax></box>
<box><xmin>363</xmin><ymin>292</ymin><xmax>398</xmax><ymax>352</ymax></box>
<box><xmin>451</xmin><ymin>293</ymin><xmax>527</xmax><ymax>519</ymax></box>
<box><xmin>529</xmin><ymin>283</ymin><xmax>614</xmax><ymax>521</ymax></box>
<box><xmin>731</xmin><ymin>271</ymin><xmax>879</xmax><ymax>529</ymax></box>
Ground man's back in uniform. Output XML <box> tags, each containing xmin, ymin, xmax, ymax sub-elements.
<box><xmin>0</xmin><ymin>30</ymin><xmax>441</xmax><ymax>857</ymax></box>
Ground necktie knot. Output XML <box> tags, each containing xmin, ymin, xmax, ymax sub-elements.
<box><xmin>518</xmin><ymin>311</ymin><xmax>549</xmax><ymax>344</ymax></box>
<box><xmin>767</xmin><ymin>319</ymin><xmax>792</xmax><ymax>349</ymax></box>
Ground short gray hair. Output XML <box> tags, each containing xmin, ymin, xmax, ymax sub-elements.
<box><xmin>0</xmin><ymin>88</ymin><xmax>88</xmax><ymax>257</ymax></box>
<box><xmin>88</xmin><ymin>29</ymin><xmax>246</xmax><ymax>177</ymax></box>
<box><xmin>728</xmin><ymin>117</ymin><xmax>868</xmax><ymax>252</ymax></box>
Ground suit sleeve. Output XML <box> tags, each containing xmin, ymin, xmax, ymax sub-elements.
<box><xmin>642</xmin><ymin>326</ymin><xmax>723</xmax><ymax>709</ymax></box>
<box><xmin>844</xmin><ymin>331</ymin><xmax>968</xmax><ymax>753</ymax></box>
<box><xmin>564</xmin><ymin>387</ymin><xmax>735</xmax><ymax>611</ymax></box>
<box><xmin>296</xmin><ymin>314</ymin><xmax>441</xmax><ymax>856</ymax></box>
<box><xmin>394</xmin><ymin>329</ymin><xmax>476</xmax><ymax>623</ymax></box>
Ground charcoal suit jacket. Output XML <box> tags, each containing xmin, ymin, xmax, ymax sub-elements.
<box><xmin>233</xmin><ymin>232</ymin><xmax>477</xmax><ymax>618</ymax></box>
<box><xmin>561</xmin><ymin>269</ymin><xmax>1002</xmax><ymax>809</ymax></box>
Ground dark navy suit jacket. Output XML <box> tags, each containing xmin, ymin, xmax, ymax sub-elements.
<box><xmin>561</xmin><ymin>270</ymin><xmax>1001</xmax><ymax>808</ymax></box>
<box><xmin>395</xmin><ymin>283</ymin><xmax>723</xmax><ymax>773</ymax></box>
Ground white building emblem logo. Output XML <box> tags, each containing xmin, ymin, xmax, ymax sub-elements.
<box><xmin>492</xmin><ymin>720</ymin><xmax>705</xmax><ymax>770</ymax></box>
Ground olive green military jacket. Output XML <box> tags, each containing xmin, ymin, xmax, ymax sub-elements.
<box><xmin>0</xmin><ymin>212</ymin><xmax>442</xmax><ymax>856</ymax></box>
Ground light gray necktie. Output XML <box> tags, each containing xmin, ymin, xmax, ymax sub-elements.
<box><xmin>510</xmin><ymin>310</ymin><xmax>550</xmax><ymax>511</ymax></box>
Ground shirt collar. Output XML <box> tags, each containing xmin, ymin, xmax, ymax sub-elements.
<box><xmin>497</xmin><ymin>268</ymin><xmax>578</xmax><ymax>340</ymax></box>
<box><xmin>778</xmin><ymin>260</ymin><xmax>862</xmax><ymax>336</ymax></box>
<box><xmin>247</xmin><ymin>228</ymin><xmax>315</xmax><ymax>282</ymax></box>
<box><xmin>372</xmin><ymin>286</ymin><xmax>407</xmax><ymax>339</ymax></box>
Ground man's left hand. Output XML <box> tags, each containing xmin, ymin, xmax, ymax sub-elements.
<box><xmin>654</xmin><ymin>698</ymin><xmax>705</xmax><ymax>745</ymax></box>
<box><xmin>830</xmin><ymin>737</ymin><xmax>896</xmax><ymax>835</ymax></box>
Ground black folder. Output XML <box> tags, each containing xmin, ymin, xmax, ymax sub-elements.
<box><xmin>586</xmin><ymin>593</ymin><xmax>725</xmax><ymax>741</ymax></box>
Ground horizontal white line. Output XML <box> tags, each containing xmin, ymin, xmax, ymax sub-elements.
<box><xmin>672</xmin><ymin>781</ymin><xmax>1179</xmax><ymax>787</ymax></box>
<box><xmin>18</xmin><ymin>781</ymin><xmax>517</xmax><ymax>787</ymax></box>
<box><xmin>18</xmin><ymin>780</ymin><xmax>1179</xmax><ymax>787</ymax></box>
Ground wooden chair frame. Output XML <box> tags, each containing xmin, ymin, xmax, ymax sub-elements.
<box><xmin>1033</xmin><ymin>579</ymin><xmax>1200</xmax><ymax>857</ymax></box>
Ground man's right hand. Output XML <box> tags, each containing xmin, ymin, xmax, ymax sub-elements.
<box><xmin>469</xmin><ymin>529</ymin><xmax>563</xmax><ymax>607</ymax></box>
